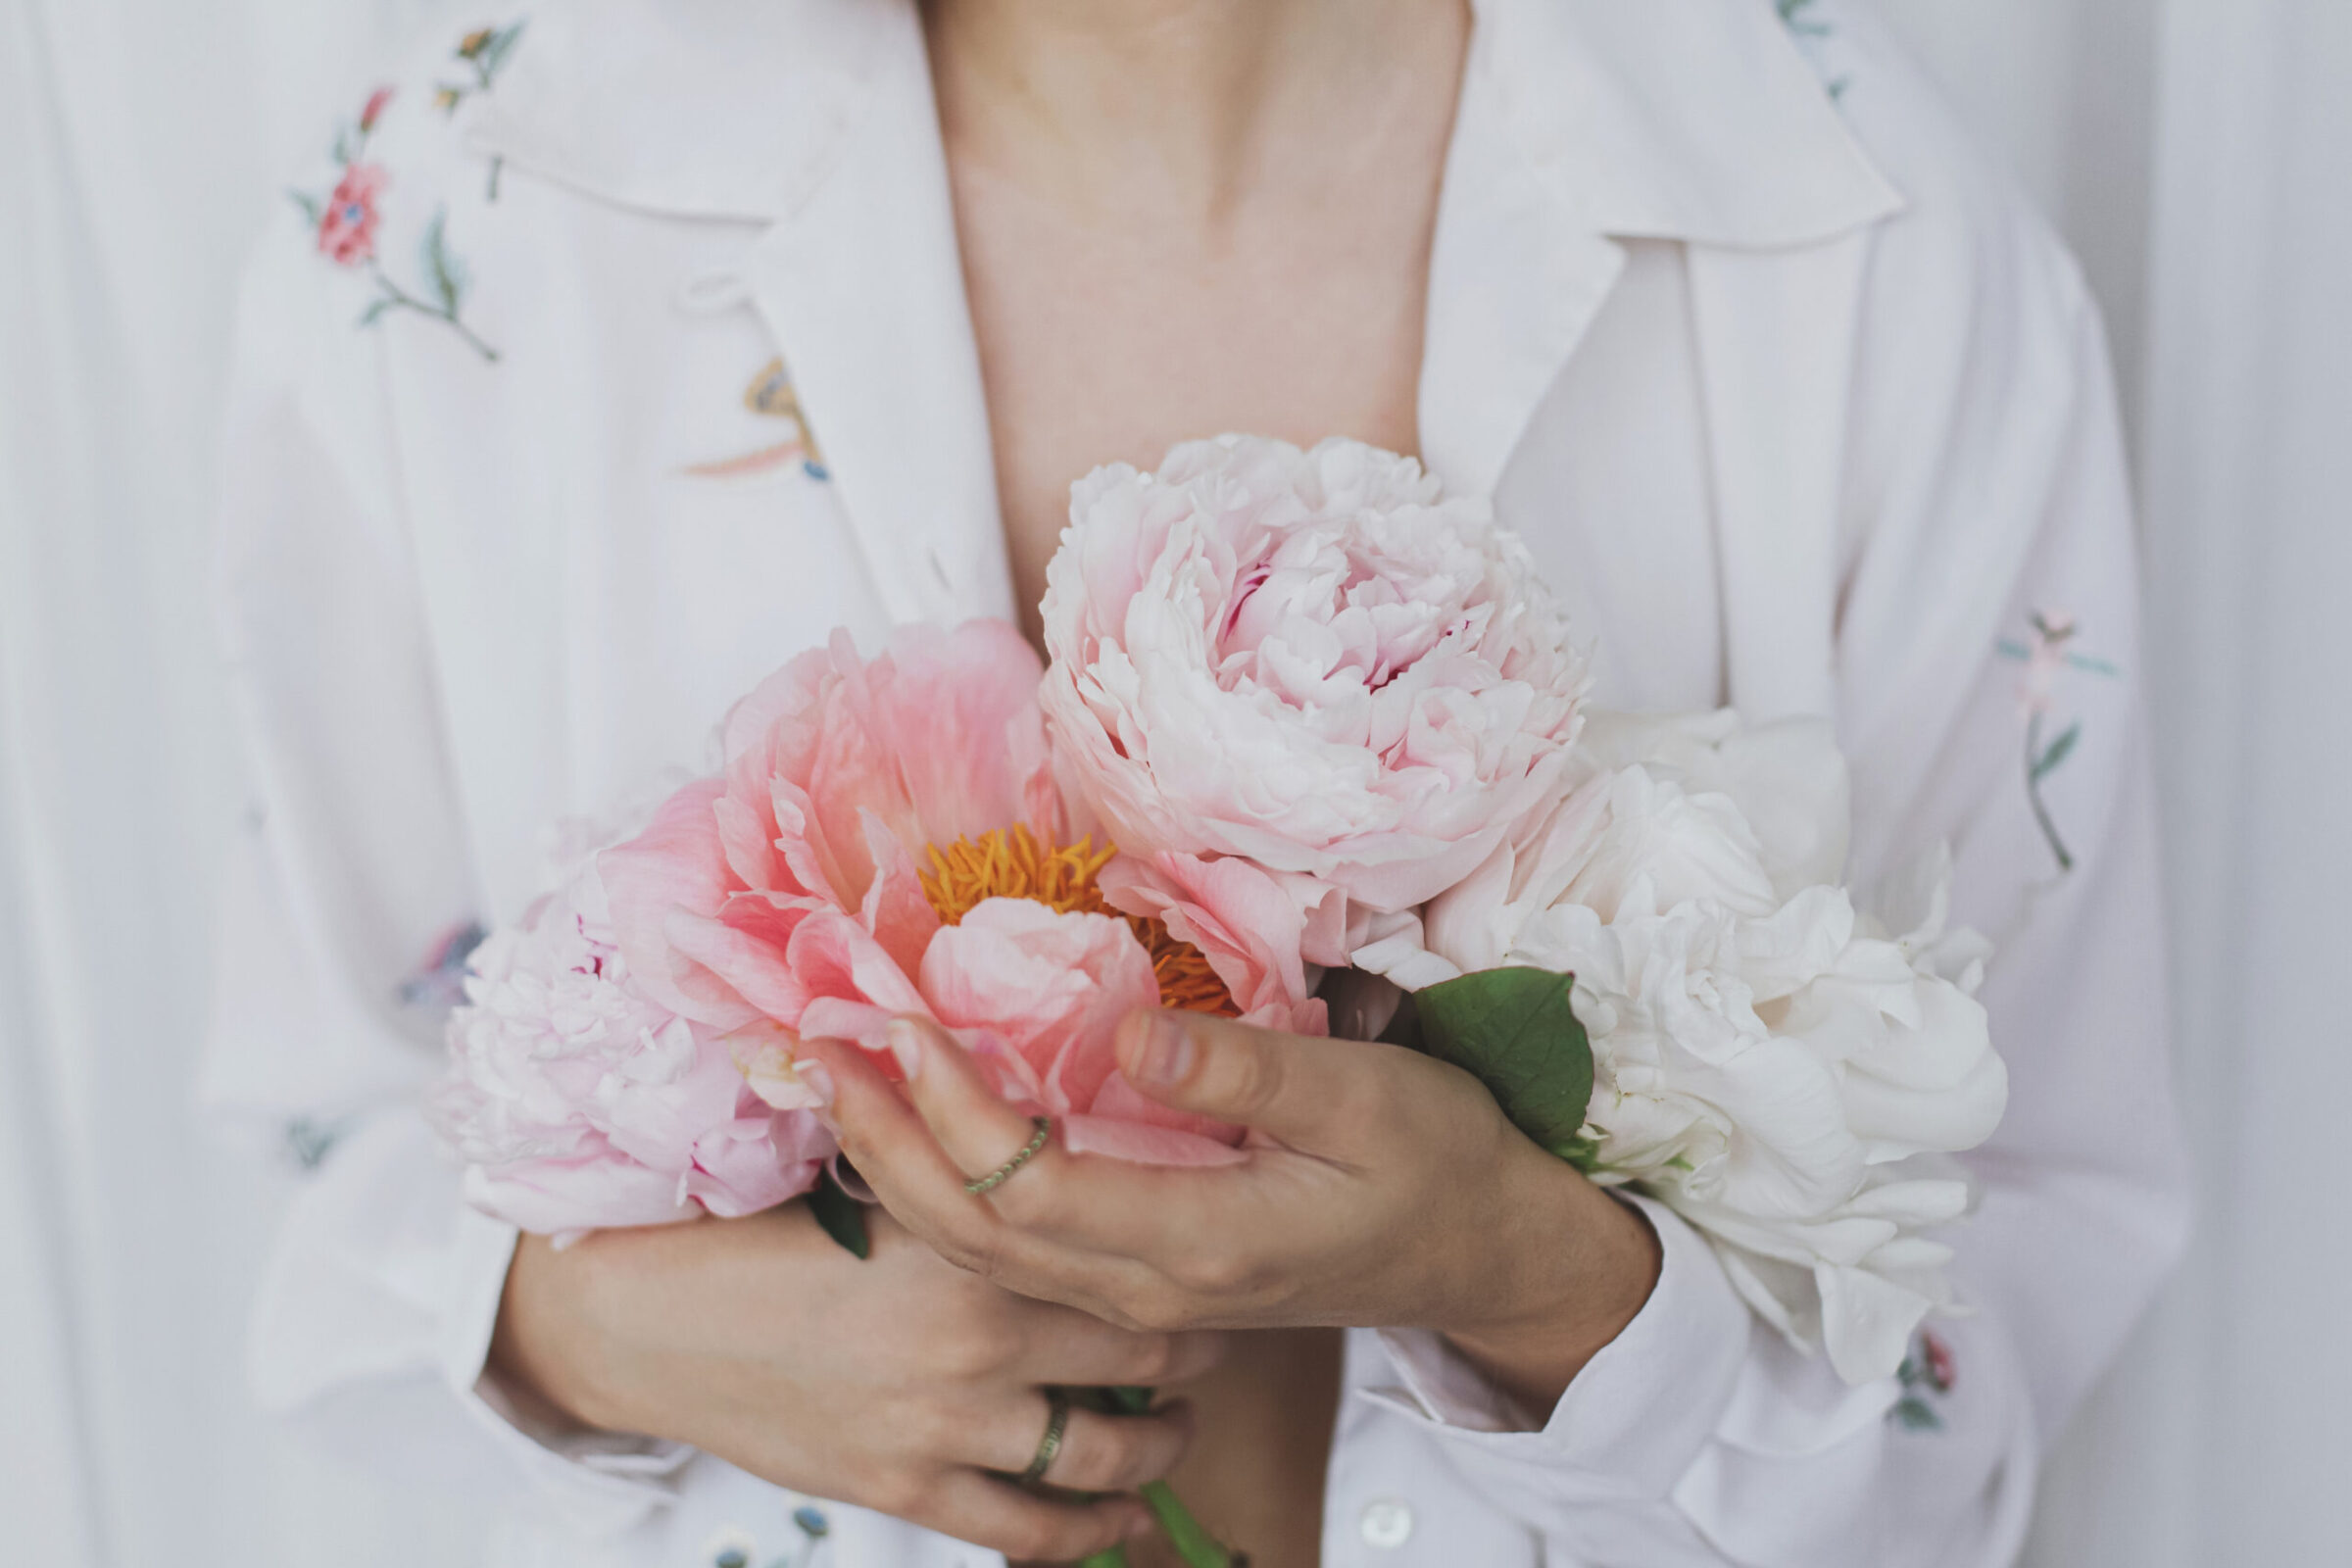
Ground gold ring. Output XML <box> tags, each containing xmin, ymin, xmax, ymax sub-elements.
<box><xmin>964</xmin><ymin>1116</ymin><xmax>1054</xmax><ymax>1197</ymax></box>
<box><xmin>1021</xmin><ymin>1388</ymin><xmax>1071</xmax><ymax>1484</ymax></box>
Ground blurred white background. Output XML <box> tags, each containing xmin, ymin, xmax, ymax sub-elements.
<box><xmin>4</xmin><ymin>0</ymin><xmax>2347</xmax><ymax>1561</ymax></box>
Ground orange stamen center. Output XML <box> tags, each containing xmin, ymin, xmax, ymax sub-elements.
<box><xmin>919</xmin><ymin>825</ymin><xmax>1240</xmax><ymax>1016</ymax></box>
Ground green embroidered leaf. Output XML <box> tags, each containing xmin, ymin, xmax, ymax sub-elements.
<box><xmin>1890</xmin><ymin>1396</ymin><xmax>1944</xmax><ymax>1432</ymax></box>
<box><xmin>288</xmin><ymin>189</ymin><xmax>323</xmax><ymax>227</ymax></box>
<box><xmin>807</xmin><ymin>1168</ymin><xmax>869</xmax><ymax>1259</ymax></box>
<box><xmin>331</xmin><ymin>125</ymin><xmax>355</xmax><ymax>167</ymax></box>
<box><xmin>2031</xmin><ymin>720</ymin><xmax>2082</xmax><ymax>782</ymax></box>
<box><xmin>420</xmin><ymin>209</ymin><xmax>467</xmax><ymax>315</ymax></box>
<box><xmin>478</xmin><ymin>22</ymin><xmax>527</xmax><ymax>81</ymax></box>
<box><xmin>359</xmin><ymin>297</ymin><xmax>397</xmax><ymax>327</ymax></box>
<box><xmin>1778</xmin><ymin>0</ymin><xmax>1832</xmax><ymax>36</ymax></box>
<box><xmin>1409</xmin><ymin>967</ymin><xmax>1596</xmax><ymax>1166</ymax></box>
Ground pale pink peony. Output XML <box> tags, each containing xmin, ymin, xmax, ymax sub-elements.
<box><xmin>1040</xmin><ymin>435</ymin><xmax>1590</xmax><ymax>918</ymax></box>
<box><xmin>600</xmin><ymin>621</ymin><xmax>1309</xmax><ymax>1167</ymax></box>
<box><xmin>430</xmin><ymin>854</ymin><xmax>834</xmax><ymax>1239</ymax></box>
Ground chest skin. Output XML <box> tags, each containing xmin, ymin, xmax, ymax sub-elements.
<box><xmin>939</xmin><ymin>43</ymin><xmax>1465</xmax><ymax>646</ymax></box>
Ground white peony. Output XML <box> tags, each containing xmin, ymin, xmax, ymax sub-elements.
<box><xmin>1354</xmin><ymin>710</ymin><xmax>2005</xmax><ymax>1383</ymax></box>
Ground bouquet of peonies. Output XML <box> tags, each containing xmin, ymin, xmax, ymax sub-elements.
<box><xmin>434</xmin><ymin>436</ymin><xmax>2005</xmax><ymax>1479</ymax></box>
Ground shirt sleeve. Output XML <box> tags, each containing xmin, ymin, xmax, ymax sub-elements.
<box><xmin>208</xmin><ymin>204</ymin><xmax>691</xmax><ymax>1531</ymax></box>
<box><xmin>1359</xmin><ymin>194</ymin><xmax>2189</xmax><ymax>1567</ymax></box>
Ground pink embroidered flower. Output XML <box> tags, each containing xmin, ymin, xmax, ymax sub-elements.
<box><xmin>358</xmin><ymin>85</ymin><xmax>395</xmax><ymax>134</ymax></box>
<box><xmin>2016</xmin><ymin>609</ymin><xmax>2078</xmax><ymax>718</ymax></box>
<box><xmin>1040</xmin><ymin>436</ymin><xmax>1590</xmax><ymax>919</ymax></box>
<box><xmin>1923</xmin><ymin>1330</ymin><xmax>1957</xmax><ymax>1392</ymax></box>
<box><xmin>317</xmin><ymin>164</ymin><xmax>387</xmax><ymax>267</ymax></box>
<box><xmin>601</xmin><ymin>622</ymin><xmax>1309</xmax><ymax>1167</ymax></box>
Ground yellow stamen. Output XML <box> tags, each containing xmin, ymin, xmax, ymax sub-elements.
<box><xmin>920</xmin><ymin>824</ymin><xmax>1240</xmax><ymax>1017</ymax></box>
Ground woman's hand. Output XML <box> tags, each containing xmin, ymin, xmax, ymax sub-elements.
<box><xmin>490</xmin><ymin>1201</ymin><xmax>1223</xmax><ymax>1561</ymax></box>
<box><xmin>800</xmin><ymin>1011</ymin><xmax>1662</xmax><ymax>1416</ymax></box>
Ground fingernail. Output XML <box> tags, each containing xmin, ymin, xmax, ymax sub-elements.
<box><xmin>1137</xmin><ymin>1012</ymin><xmax>1196</xmax><ymax>1086</ymax></box>
<box><xmin>796</xmin><ymin>1058</ymin><xmax>836</xmax><ymax>1108</ymax></box>
<box><xmin>885</xmin><ymin>1018</ymin><xmax>924</xmax><ymax>1080</ymax></box>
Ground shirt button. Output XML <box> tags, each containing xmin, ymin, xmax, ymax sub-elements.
<box><xmin>1358</xmin><ymin>1498</ymin><xmax>1415</xmax><ymax>1549</ymax></box>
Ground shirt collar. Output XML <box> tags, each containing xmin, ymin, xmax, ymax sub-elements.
<box><xmin>467</xmin><ymin>0</ymin><xmax>1902</xmax><ymax>245</ymax></box>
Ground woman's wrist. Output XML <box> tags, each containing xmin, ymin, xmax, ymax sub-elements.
<box><xmin>1437</xmin><ymin>1153</ymin><xmax>1662</xmax><ymax>1417</ymax></box>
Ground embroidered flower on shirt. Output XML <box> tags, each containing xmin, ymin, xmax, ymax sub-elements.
<box><xmin>433</xmin><ymin>20</ymin><xmax>528</xmax><ymax>199</ymax></box>
<box><xmin>295</xmin><ymin>89</ymin><xmax>394</xmax><ymax>266</ymax></box>
<box><xmin>703</xmin><ymin>1505</ymin><xmax>832</xmax><ymax>1568</ymax></box>
<box><xmin>397</xmin><ymin>918</ymin><xmax>489</xmax><ymax>1011</ymax></box>
<box><xmin>1998</xmin><ymin>610</ymin><xmax>2121</xmax><ymax>874</ymax></box>
<box><xmin>432</xmin><ymin>22</ymin><xmax>527</xmax><ymax>117</ymax></box>
<box><xmin>292</xmin><ymin>88</ymin><xmax>505</xmax><ymax>362</ymax></box>
<box><xmin>281</xmin><ymin>1114</ymin><xmax>352</xmax><ymax>1172</ymax></box>
<box><xmin>315</xmin><ymin>163</ymin><xmax>389</xmax><ymax>266</ymax></box>
<box><xmin>684</xmin><ymin>358</ymin><xmax>831</xmax><ymax>482</ymax></box>
<box><xmin>1889</xmin><ymin>1328</ymin><xmax>1958</xmax><ymax>1431</ymax></box>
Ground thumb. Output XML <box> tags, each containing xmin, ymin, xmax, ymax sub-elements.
<box><xmin>1114</xmin><ymin>1009</ymin><xmax>1348</xmax><ymax>1146</ymax></box>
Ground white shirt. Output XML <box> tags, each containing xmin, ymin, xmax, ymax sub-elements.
<box><xmin>208</xmin><ymin>2</ymin><xmax>2189</xmax><ymax>1565</ymax></box>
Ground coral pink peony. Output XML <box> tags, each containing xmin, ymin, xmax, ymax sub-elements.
<box><xmin>600</xmin><ymin>622</ymin><xmax>1316</xmax><ymax>1167</ymax></box>
<box><xmin>1040</xmin><ymin>435</ymin><xmax>1590</xmax><ymax>918</ymax></box>
<box><xmin>430</xmin><ymin>854</ymin><xmax>834</xmax><ymax>1239</ymax></box>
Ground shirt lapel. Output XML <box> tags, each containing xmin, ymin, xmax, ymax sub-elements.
<box><xmin>466</xmin><ymin>0</ymin><xmax>1011</xmax><ymax>630</ymax></box>
<box><xmin>1418</xmin><ymin>6</ymin><xmax>1626</xmax><ymax>502</ymax></box>
<box><xmin>732</xmin><ymin>3</ymin><xmax>1013</xmax><ymax>628</ymax></box>
<box><xmin>1421</xmin><ymin>0</ymin><xmax>1905</xmax><ymax>502</ymax></box>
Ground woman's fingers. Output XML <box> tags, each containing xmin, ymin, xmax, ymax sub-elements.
<box><xmin>918</xmin><ymin>1470</ymin><xmax>1152</xmax><ymax>1564</ymax></box>
<box><xmin>883</xmin><ymin>1016</ymin><xmax>1195</xmax><ymax>1246</ymax></box>
<box><xmin>796</xmin><ymin>1033</ymin><xmax>1168</xmax><ymax>1314</ymax></box>
<box><xmin>1011</xmin><ymin>1305</ymin><xmax>1230</xmax><ymax>1388</ymax></box>
<box><xmin>968</xmin><ymin>1392</ymin><xmax>1195</xmax><ymax>1494</ymax></box>
<box><xmin>886</xmin><ymin>1015</ymin><xmax>1056</xmax><ymax>1183</ymax></box>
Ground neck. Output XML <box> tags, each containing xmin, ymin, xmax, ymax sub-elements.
<box><xmin>923</xmin><ymin>0</ymin><xmax>1467</xmax><ymax>223</ymax></box>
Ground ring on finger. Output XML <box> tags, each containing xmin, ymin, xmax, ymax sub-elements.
<box><xmin>965</xmin><ymin>1115</ymin><xmax>1054</xmax><ymax>1197</ymax></box>
<box><xmin>1021</xmin><ymin>1387</ymin><xmax>1071</xmax><ymax>1485</ymax></box>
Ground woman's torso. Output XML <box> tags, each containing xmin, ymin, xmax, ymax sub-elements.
<box><xmin>250</xmin><ymin>2</ymin><xmax>1919</xmax><ymax>1562</ymax></box>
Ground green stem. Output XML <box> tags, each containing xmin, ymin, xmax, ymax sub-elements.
<box><xmin>2024</xmin><ymin>714</ymin><xmax>2076</xmax><ymax>872</ymax></box>
<box><xmin>365</xmin><ymin>266</ymin><xmax>502</xmax><ymax>363</ymax></box>
<box><xmin>1079</xmin><ymin>1387</ymin><xmax>1232</xmax><ymax>1568</ymax></box>
<box><xmin>1140</xmin><ymin>1479</ymin><xmax>1232</xmax><ymax>1568</ymax></box>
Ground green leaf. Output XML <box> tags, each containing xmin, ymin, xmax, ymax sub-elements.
<box><xmin>288</xmin><ymin>189</ymin><xmax>323</xmax><ymax>227</ymax></box>
<box><xmin>359</xmin><ymin>297</ymin><xmax>397</xmax><ymax>327</ymax></box>
<box><xmin>807</xmin><ymin>1169</ymin><xmax>869</xmax><ymax>1259</ymax></box>
<box><xmin>1891</xmin><ymin>1396</ymin><xmax>1944</xmax><ymax>1432</ymax></box>
<box><xmin>479</xmin><ymin>22</ymin><xmax>526</xmax><ymax>80</ymax></box>
<box><xmin>1411</xmin><ymin>967</ymin><xmax>1596</xmax><ymax>1166</ymax></box>
<box><xmin>2031</xmin><ymin>720</ymin><xmax>2082</xmax><ymax>782</ymax></box>
<box><xmin>420</xmin><ymin>209</ymin><xmax>466</xmax><ymax>315</ymax></box>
